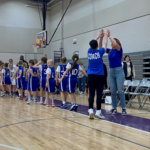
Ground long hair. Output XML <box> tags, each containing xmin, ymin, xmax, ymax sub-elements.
<box><xmin>22</xmin><ymin>63</ymin><xmax>27</xmax><ymax>75</ymax></box>
<box><xmin>114</xmin><ymin>38</ymin><xmax>122</xmax><ymax>47</ymax></box>
<box><xmin>4</xmin><ymin>63</ymin><xmax>9</xmax><ymax>73</ymax></box>
<box><xmin>77</xmin><ymin>60</ymin><xmax>85</xmax><ymax>68</ymax></box>
<box><xmin>69</xmin><ymin>54</ymin><xmax>79</xmax><ymax>71</ymax></box>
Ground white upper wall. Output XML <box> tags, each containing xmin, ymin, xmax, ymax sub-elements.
<box><xmin>0</xmin><ymin>0</ymin><xmax>44</xmax><ymax>54</ymax></box>
<box><xmin>45</xmin><ymin>0</ymin><xmax>150</xmax><ymax>59</ymax></box>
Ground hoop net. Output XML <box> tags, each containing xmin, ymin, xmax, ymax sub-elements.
<box><xmin>32</xmin><ymin>44</ymin><xmax>41</xmax><ymax>53</ymax></box>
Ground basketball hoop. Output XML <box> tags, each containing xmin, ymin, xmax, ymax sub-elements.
<box><xmin>32</xmin><ymin>44</ymin><xmax>41</xmax><ymax>53</ymax></box>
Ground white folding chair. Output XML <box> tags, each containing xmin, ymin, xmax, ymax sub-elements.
<box><xmin>126</xmin><ymin>80</ymin><xmax>141</xmax><ymax>108</ymax></box>
<box><xmin>137</xmin><ymin>81</ymin><xmax>150</xmax><ymax>109</ymax></box>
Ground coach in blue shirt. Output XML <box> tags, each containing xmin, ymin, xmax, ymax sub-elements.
<box><xmin>106</xmin><ymin>31</ymin><xmax>127</xmax><ymax>115</ymax></box>
<box><xmin>88</xmin><ymin>29</ymin><xmax>109</xmax><ymax>119</ymax></box>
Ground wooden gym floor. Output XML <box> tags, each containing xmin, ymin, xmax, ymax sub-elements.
<box><xmin>0</xmin><ymin>94</ymin><xmax>150</xmax><ymax>150</ymax></box>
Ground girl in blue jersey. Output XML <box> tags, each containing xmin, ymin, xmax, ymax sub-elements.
<box><xmin>56</xmin><ymin>57</ymin><xmax>68</xmax><ymax>109</ymax></box>
<box><xmin>21</xmin><ymin>63</ymin><xmax>28</xmax><ymax>100</ymax></box>
<box><xmin>0</xmin><ymin>64</ymin><xmax>5</xmax><ymax>97</ymax></box>
<box><xmin>2</xmin><ymin>63</ymin><xmax>12</xmax><ymax>97</ymax></box>
<box><xmin>33</xmin><ymin>57</ymin><xmax>47</xmax><ymax>104</ymax></box>
<box><xmin>15</xmin><ymin>61</ymin><xmax>23</xmax><ymax>99</ymax></box>
<box><xmin>27</xmin><ymin>60</ymin><xmax>38</xmax><ymax>104</ymax></box>
<box><xmin>59</xmin><ymin>55</ymin><xmax>87</xmax><ymax>111</ymax></box>
<box><xmin>45</xmin><ymin>59</ymin><xmax>55</xmax><ymax>107</ymax></box>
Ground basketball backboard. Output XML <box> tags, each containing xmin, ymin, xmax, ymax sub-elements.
<box><xmin>36</xmin><ymin>30</ymin><xmax>47</xmax><ymax>48</ymax></box>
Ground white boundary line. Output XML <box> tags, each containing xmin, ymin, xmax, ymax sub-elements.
<box><xmin>0</xmin><ymin>144</ymin><xmax>23</xmax><ymax>150</ymax></box>
<box><xmin>57</xmin><ymin>107</ymin><xmax>150</xmax><ymax>135</ymax></box>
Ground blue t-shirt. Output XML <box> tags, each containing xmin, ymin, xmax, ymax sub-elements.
<box><xmin>87</xmin><ymin>47</ymin><xmax>105</xmax><ymax>75</ymax></box>
<box><xmin>107</xmin><ymin>47</ymin><xmax>123</xmax><ymax>68</ymax></box>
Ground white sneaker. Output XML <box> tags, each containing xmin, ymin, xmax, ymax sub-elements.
<box><xmin>40</xmin><ymin>100</ymin><xmax>43</xmax><ymax>104</ymax></box>
<box><xmin>1</xmin><ymin>93</ymin><xmax>5</xmax><ymax>97</ymax></box>
<box><xmin>95</xmin><ymin>110</ymin><xmax>105</xmax><ymax>119</ymax></box>
<box><xmin>27</xmin><ymin>100</ymin><xmax>32</xmax><ymax>104</ymax></box>
<box><xmin>88</xmin><ymin>109</ymin><xmax>94</xmax><ymax>119</ymax></box>
<box><xmin>43</xmin><ymin>100</ymin><xmax>46</xmax><ymax>105</ymax></box>
<box><xmin>79</xmin><ymin>92</ymin><xmax>83</xmax><ymax>95</ymax></box>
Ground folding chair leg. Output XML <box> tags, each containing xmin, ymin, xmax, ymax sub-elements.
<box><xmin>141</xmin><ymin>96</ymin><xmax>149</xmax><ymax>110</ymax></box>
<box><xmin>126</xmin><ymin>95</ymin><xmax>134</xmax><ymax>108</ymax></box>
<box><xmin>138</xmin><ymin>96</ymin><xmax>146</xmax><ymax>110</ymax></box>
<box><xmin>137</xmin><ymin>95</ymin><xmax>141</xmax><ymax>109</ymax></box>
<box><xmin>117</xmin><ymin>101</ymin><xmax>120</xmax><ymax>106</ymax></box>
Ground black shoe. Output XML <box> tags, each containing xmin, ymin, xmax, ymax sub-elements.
<box><xmin>122</xmin><ymin>109</ymin><xmax>127</xmax><ymax>115</ymax></box>
<box><xmin>108</xmin><ymin>108</ymin><xmax>117</xmax><ymax>115</ymax></box>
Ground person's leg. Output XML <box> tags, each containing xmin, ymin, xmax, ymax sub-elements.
<box><xmin>109</xmin><ymin>72</ymin><xmax>118</xmax><ymax>109</ymax></box>
<box><xmin>77</xmin><ymin>78</ymin><xmax>82</xmax><ymax>93</ymax></box>
<box><xmin>40</xmin><ymin>87</ymin><xmax>43</xmax><ymax>100</ymax></box>
<box><xmin>116</xmin><ymin>71</ymin><xmax>126</xmax><ymax>109</ymax></box>
<box><xmin>88</xmin><ymin>75</ymin><xmax>96</xmax><ymax>109</ymax></box>
<box><xmin>50</xmin><ymin>92</ymin><xmax>54</xmax><ymax>106</ymax></box>
<box><xmin>45</xmin><ymin>92</ymin><xmax>49</xmax><ymax>106</ymax></box>
<box><xmin>81</xmin><ymin>75</ymin><xmax>86</xmax><ymax>93</ymax></box>
<box><xmin>7</xmin><ymin>85</ymin><xmax>11</xmax><ymax>95</ymax></box>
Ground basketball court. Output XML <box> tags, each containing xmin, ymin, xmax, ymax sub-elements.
<box><xmin>0</xmin><ymin>95</ymin><xmax>150</xmax><ymax>150</ymax></box>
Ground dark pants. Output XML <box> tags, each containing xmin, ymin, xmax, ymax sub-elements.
<box><xmin>77</xmin><ymin>75</ymin><xmax>86</xmax><ymax>92</ymax></box>
<box><xmin>88</xmin><ymin>74</ymin><xmax>104</xmax><ymax>110</ymax></box>
<box><xmin>125</xmin><ymin>76</ymin><xmax>133</xmax><ymax>92</ymax></box>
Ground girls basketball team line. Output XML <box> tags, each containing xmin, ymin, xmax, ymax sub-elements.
<box><xmin>0</xmin><ymin>28</ymin><xmax>127</xmax><ymax>119</ymax></box>
<box><xmin>0</xmin><ymin>55</ymin><xmax>87</xmax><ymax>111</ymax></box>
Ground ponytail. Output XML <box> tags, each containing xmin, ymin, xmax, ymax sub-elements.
<box><xmin>22</xmin><ymin>63</ymin><xmax>27</xmax><ymax>75</ymax></box>
<box><xmin>69</xmin><ymin>55</ymin><xmax>79</xmax><ymax>71</ymax></box>
<box><xmin>4</xmin><ymin>63</ymin><xmax>9</xmax><ymax>73</ymax></box>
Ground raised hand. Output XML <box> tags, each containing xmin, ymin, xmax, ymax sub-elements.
<box><xmin>106</xmin><ymin>29</ymin><xmax>110</xmax><ymax>37</ymax></box>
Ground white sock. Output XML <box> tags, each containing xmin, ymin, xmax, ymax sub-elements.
<box><xmin>62</xmin><ymin>101</ymin><xmax>66</xmax><ymax>104</ymax></box>
<box><xmin>19</xmin><ymin>93</ymin><xmax>21</xmax><ymax>96</ymax></box>
<box><xmin>40</xmin><ymin>97</ymin><xmax>43</xmax><ymax>101</ymax></box>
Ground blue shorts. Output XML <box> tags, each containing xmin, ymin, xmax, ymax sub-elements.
<box><xmin>3</xmin><ymin>76</ymin><xmax>11</xmax><ymax>85</ymax></box>
<box><xmin>46</xmin><ymin>79</ymin><xmax>55</xmax><ymax>93</ymax></box>
<box><xmin>59</xmin><ymin>78</ymin><xmax>67</xmax><ymax>92</ymax></box>
<box><xmin>35</xmin><ymin>77</ymin><xmax>40</xmax><ymax>89</ymax></box>
<box><xmin>16</xmin><ymin>78</ymin><xmax>22</xmax><ymax>89</ymax></box>
<box><xmin>40</xmin><ymin>77</ymin><xmax>46</xmax><ymax>88</ymax></box>
<box><xmin>21</xmin><ymin>78</ymin><xmax>27</xmax><ymax>90</ymax></box>
<box><xmin>67</xmin><ymin>78</ymin><xmax>77</xmax><ymax>93</ymax></box>
<box><xmin>27</xmin><ymin>77</ymin><xmax>37</xmax><ymax>91</ymax></box>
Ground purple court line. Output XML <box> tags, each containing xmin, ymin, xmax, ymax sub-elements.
<box><xmin>36</xmin><ymin>97</ymin><xmax>150</xmax><ymax>133</ymax></box>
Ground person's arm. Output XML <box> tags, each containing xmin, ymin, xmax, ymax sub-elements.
<box><xmin>133</xmin><ymin>65</ymin><xmax>135</xmax><ymax>79</ymax></box>
<box><xmin>56</xmin><ymin>72</ymin><xmax>59</xmax><ymax>85</ymax></box>
<box><xmin>29</xmin><ymin>68</ymin><xmax>37</xmax><ymax>77</ymax></box>
<box><xmin>102</xmin><ymin>30</ymin><xmax>109</xmax><ymax>53</ymax></box>
<box><xmin>16</xmin><ymin>70</ymin><xmax>22</xmax><ymax>80</ymax></box>
<box><xmin>12</xmin><ymin>67</ymin><xmax>17</xmax><ymax>80</ymax></box>
<box><xmin>33</xmin><ymin>61</ymin><xmax>42</xmax><ymax>68</ymax></box>
<box><xmin>25</xmin><ymin>71</ymin><xmax>28</xmax><ymax>81</ymax></box>
<box><xmin>108</xmin><ymin>31</ymin><xmax>120</xmax><ymax>51</ymax></box>
<box><xmin>59</xmin><ymin>69</ymin><xmax>69</xmax><ymax>83</ymax></box>
<box><xmin>46</xmin><ymin>74</ymin><xmax>50</xmax><ymax>88</ymax></box>
<box><xmin>80</xmin><ymin>70</ymin><xmax>88</xmax><ymax>77</ymax></box>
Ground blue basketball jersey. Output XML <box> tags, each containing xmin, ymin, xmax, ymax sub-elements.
<box><xmin>59</xmin><ymin>64</ymin><xmax>68</xmax><ymax>78</ymax></box>
<box><xmin>68</xmin><ymin>63</ymin><xmax>79</xmax><ymax>78</ymax></box>
<box><xmin>17</xmin><ymin>66</ymin><xmax>23</xmax><ymax>78</ymax></box>
<box><xmin>40</xmin><ymin>64</ymin><xmax>47</xmax><ymax>77</ymax></box>
<box><xmin>48</xmin><ymin>67</ymin><xmax>55</xmax><ymax>79</ymax></box>
<box><xmin>28</xmin><ymin>67</ymin><xmax>37</xmax><ymax>78</ymax></box>
<box><xmin>3</xmin><ymin>68</ymin><xmax>10</xmax><ymax>76</ymax></box>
